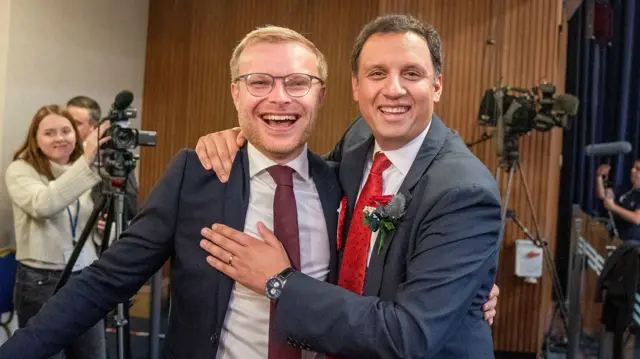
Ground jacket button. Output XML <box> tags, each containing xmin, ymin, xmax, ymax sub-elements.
<box><xmin>210</xmin><ymin>333</ymin><xmax>219</xmax><ymax>344</ymax></box>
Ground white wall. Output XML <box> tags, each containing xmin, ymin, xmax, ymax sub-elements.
<box><xmin>0</xmin><ymin>0</ymin><xmax>11</xmax><ymax>249</ymax></box>
<box><xmin>0</xmin><ymin>0</ymin><xmax>150</xmax><ymax>249</ymax></box>
<box><xmin>0</xmin><ymin>0</ymin><xmax>15</xmax><ymax>342</ymax></box>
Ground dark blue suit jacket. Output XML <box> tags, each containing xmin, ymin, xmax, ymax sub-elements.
<box><xmin>0</xmin><ymin>147</ymin><xmax>341</xmax><ymax>359</ymax></box>
<box><xmin>276</xmin><ymin>115</ymin><xmax>502</xmax><ymax>358</ymax></box>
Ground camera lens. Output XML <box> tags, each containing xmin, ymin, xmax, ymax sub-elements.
<box><xmin>112</xmin><ymin>127</ymin><xmax>136</xmax><ymax>149</ymax></box>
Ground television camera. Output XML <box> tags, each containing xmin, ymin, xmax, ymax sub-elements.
<box><xmin>471</xmin><ymin>83</ymin><xmax>580</xmax><ymax>358</ymax></box>
<box><xmin>100</xmin><ymin>90</ymin><xmax>157</xmax><ymax>178</ymax></box>
<box><xmin>476</xmin><ymin>82</ymin><xmax>579</xmax><ymax>170</ymax></box>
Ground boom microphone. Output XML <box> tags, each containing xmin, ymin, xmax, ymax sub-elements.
<box><xmin>113</xmin><ymin>90</ymin><xmax>134</xmax><ymax>110</ymax></box>
<box><xmin>584</xmin><ymin>141</ymin><xmax>632</xmax><ymax>156</ymax></box>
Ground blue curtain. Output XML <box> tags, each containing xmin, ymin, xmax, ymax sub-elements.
<box><xmin>556</xmin><ymin>0</ymin><xmax>639</xmax><ymax>293</ymax></box>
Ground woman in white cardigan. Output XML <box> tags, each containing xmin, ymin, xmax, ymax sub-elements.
<box><xmin>5</xmin><ymin>105</ymin><xmax>110</xmax><ymax>359</ymax></box>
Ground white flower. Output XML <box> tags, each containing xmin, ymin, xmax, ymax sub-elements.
<box><xmin>362</xmin><ymin>206</ymin><xmax>377</xmax><ymax>216</ymax></box>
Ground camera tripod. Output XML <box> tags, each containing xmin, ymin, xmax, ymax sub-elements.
<box><xmin>496</xmin><ymin>157</ymin><xmax>571</xmax><ymax>358</ymax></box>
<box><xmin>54</xmin><ymin>176</ymin><xmax>132</xmax><ymax>359</ymax></box>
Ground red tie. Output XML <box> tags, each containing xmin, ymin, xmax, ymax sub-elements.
<box><xmin>337</xmin><ymin>152</ymin><xmax>392</xmax><ymax>294</ymax></box>
<box><xmin>267</xmin><ymin>165</ymin><xmax>301</xmax><ymax>359</ymax></box>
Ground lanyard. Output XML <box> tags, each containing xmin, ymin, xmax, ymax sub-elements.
<box><xmin>67</xmin><ymin>199</ymin><xmax>80</xmax><ymax>245</ymax></box>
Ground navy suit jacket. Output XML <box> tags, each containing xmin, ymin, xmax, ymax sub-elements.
<box><xmin>0</xmin><ymin>147</ymin><xmax>342</xmax><ymax>359</ymax></box>
<box><xmin>276</xmin><ymin>115</ymin><xmax>502</xmax><ymax>358</ymax></box>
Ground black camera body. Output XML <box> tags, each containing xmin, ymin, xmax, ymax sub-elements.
<box><xmin>99</xmin><ymin>90</ymin><xmax>157</xmax><ymax>178</ymax></box>
<box><xmin>477</xmin><ymin>82</ymin><xmax>579</xmax><ymax>169</ymax></box>
<box><xmin>478</xmin><ymin>83</ymin><xmax>578</xmax><ymax>134</ymax></box>
<box><xmin>105</xmin><ymin>95</ymin><xmax>156</xmax><ymax>150</ymax></box>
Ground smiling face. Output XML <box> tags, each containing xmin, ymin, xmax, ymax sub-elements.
<box><xmin>36</xmin><ymin>114</ymin><xmax>77</xmax><ymax>164</ymax></box>
<box><xmin>352</xmin><ymin>32</ymin><xmax>442</xmax><ymax>151</ymax></box>
<box><xmin>231</xmin><ymin>41</ymin><xmax>325</xmax><ymax>163</ymax></box>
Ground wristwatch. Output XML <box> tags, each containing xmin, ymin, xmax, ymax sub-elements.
<box><xmin>265</xmin><ymin>267</ymin><xmax>295</xmax><ymax>301</ymax></box>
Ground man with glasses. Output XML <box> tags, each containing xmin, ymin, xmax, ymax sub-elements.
<box><xmin>237</xmin><ymin>73</ymin><xmax>324</xmax><ymax>97</ymax></box>
<box><xmin>0</xmin><ymin>22</ymin><xmax>498</xmax><ymax>359</ymax></box>
<box><xmin>196</xmin><ymin>14</ymin><xmax>501</xmax><ymax>358</ymax></box>
<box><xmin>0</xmin><ymin>26</ymin><xmax>339</xmax><ymax>359</ymax></box>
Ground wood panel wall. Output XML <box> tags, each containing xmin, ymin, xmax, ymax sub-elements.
<box><xmin>139</xmin><ymin>0</ymin><xmax>568</xmax><ymax>354</ymax></box>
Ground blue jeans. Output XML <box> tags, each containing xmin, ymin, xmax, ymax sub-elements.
<box><xmin>13</xmin><ymin>263</ymin><xmax>107</xmax><ymax>359</ymax></box>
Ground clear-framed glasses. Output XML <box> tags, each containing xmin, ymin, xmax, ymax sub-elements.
<box><xmin>234</xmin><ymin>73</ymin><xmax>324</xmax><ymax>98</ymax></box>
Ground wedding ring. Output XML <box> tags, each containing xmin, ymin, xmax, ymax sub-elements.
<box><xmin>228</xmin><ymin>255</ymin><xmax>234</xmax><ymax>266</ymax></box>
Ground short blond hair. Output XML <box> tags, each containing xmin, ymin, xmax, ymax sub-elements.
<box><xmin>229</xmin><ymin>26</ymin><xmax>328</xmax><ymax>82</ymax></box>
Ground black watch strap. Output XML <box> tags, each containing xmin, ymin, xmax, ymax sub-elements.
<box><xmin>277</xmin><ymin>267</ymin><xmax>295</xmax><ymax>281</ymax></box>
<box><xmin>266</xmin><ymin>267</ymin><xmax>296</xmax><ymax>301</ymax></box>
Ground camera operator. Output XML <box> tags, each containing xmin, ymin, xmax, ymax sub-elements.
<box><xmin>66</xmin><ymin>96</ymin><xmax>139</xmax><ymax>236</ymax></box>
<box><xmin>596</xmin><ymin>160</ymin><xmax>640</xmax><ymax>244</ymax></box>
<box><xmin>4</xmin><ymin>105</ymin><xmax>110</xmax><ymax>358</ymax></box>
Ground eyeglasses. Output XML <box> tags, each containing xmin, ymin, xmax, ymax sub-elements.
<box><xmin>234</xmin><ymin>73</ymin><xmax>324</xmax><ymax>98</ymax></box>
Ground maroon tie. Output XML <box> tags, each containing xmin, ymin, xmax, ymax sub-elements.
<box><xmin>267</xmin><ymin>165</ymin><xmax>301</xmax><ymax>359</ymax></box>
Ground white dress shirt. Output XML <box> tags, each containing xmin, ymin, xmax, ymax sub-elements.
<box><xmin>217</xmin><ymin>143</ymin><xmax>330</xmax><ymax>359</ymax></box>
<box><xmin>356</xmin><ymin>121</ymin><xmax>432</xmax><ymax>266</ymax></box>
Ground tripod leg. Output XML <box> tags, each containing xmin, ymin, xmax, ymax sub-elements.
<box><xmin>516</xmin><ymin>162</ymin><xmax>569</xmax><ymax>317</ymax></box>
<box><xmin>514</xmin><ymin>161</ymin><xmax>571</xmax><ymax>343</ymax></box>
<box><xmin>515</xmin><ymin>161</ymin><xmax>543</xmax><ymax>241</ymax></box>
<box><xmin>100</xmin><ymin>199</ymin><xmax>115</xmax><ymax>256</ymax></box>
<box><xmin>112</xmin><ymin>193</ymin><xmax>132</xmax><ymax>359</ymax></box>
<box><xmin>520</xmin><ymin>162</ymin><xmax>570</xmax><ymax>332</ymax></box>
<box><xmin>542</xmin><ymin>303</ymin><xmax>561</xmax><ymax>358</ymax></box>
<box><xmin>541</xmin><ymin>242</ymin><xmax>570</xmax><ymax>331</ymax></box>
<box><xmin>149</xmin><ymin>270</ymin><xmax>163</xmax><ymax>359</ymax></box>
<box><xmin>54</xmin><ymin>195</ymin><xmax>110</xmax><ymax>294</ymax></box>
<box><xmin>498</xmin><ymin>164</ymin><xmax>516</xmax><ymax>246</ymax></box>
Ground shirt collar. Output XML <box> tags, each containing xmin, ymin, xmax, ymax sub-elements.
<box><xmin>373</xmin><ymin>119</ymin><xmax>431</xmax><ymax>177</ymax></box>
<box><xmin>247</xmin><ymin>142</ymin><xmax>310</xmax><ymax>181</ymax></box>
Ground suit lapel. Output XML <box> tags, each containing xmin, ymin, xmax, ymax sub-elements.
<box><xmin>308</xmin><ymin>152</ymin><xmax>342</xmax><ymax>283</ymax></box>
<box><xmin>363</xmin><ymin>115</ymin><xmax>450</xmax><ymax>296</ymax></box>
<box><xmin>216</xmin><ymin>146</ymin><xmax>251</xmax><ymax>322</ymax></box>
<box><xmin>338</xmin><ymin>136</ymin><xmax>374</xmax><ymax>253</ymax></box>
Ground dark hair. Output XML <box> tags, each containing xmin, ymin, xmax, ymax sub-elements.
<box><xmin>351</xmin><ymin>14</ymin><xmax>443</xmax><ymax>80</ymax></box>
<box><xmin>13</xmin><ymin>105</ymin><xmax>84</xmax><ymax>180</ymax></box>
<box><xmin>67</xmin><ymin>96</ymin><xmax>102</xmax><ymax>124</ymax></box>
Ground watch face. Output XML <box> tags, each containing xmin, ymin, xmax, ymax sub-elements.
<box><xmin>266</xmin><ymin>277</ymin><xmax>283</xmax><ymax>300</ymax></box>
